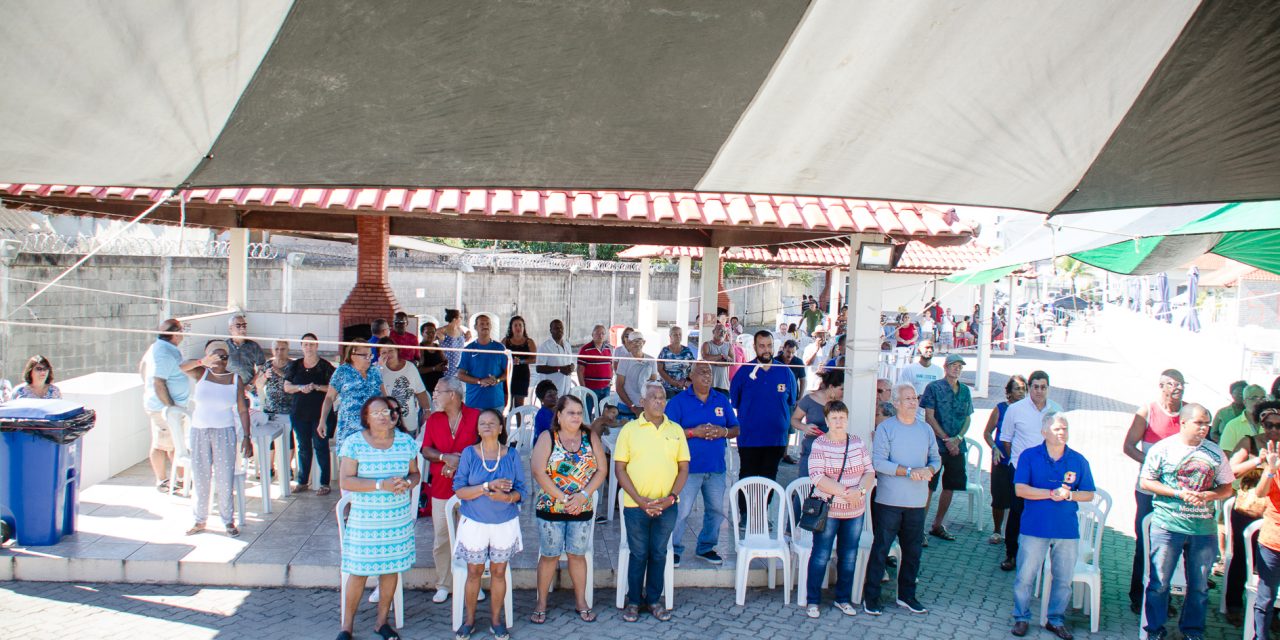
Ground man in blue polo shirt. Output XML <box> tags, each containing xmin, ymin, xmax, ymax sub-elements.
<box><xmin>1010</xmin><ymin>413</ymin><xmax>1096</xmax><ymax>639</ymax></box>
<box><xmin>730</xmin><ymin>331</ymin><xmax>797</xmax><ymax>499</ymax></box>
<box><xmin>457</xmin><ymin>314</ymin><xmax>508</xmax><ymax>410</ymax></box>
<box><xmin>667</xmin><ymin>362</ymin><xmax>739</xmax><ymax>567</ymax></box>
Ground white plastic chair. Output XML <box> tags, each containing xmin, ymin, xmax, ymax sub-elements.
<box><xmin>851</xmin><ymin>500</ymin><xmax>900</xmax><ymax>605</ymax></box>
<box><xmin>563</xmin><ymin>385</ymin><xmax>598</xmax><ymax>422</ymax></box>
<box><xmin>725</xmin><ymin>438</ymin><xmax>740</xmax><ymax>482</ymax></box>
<box><xmin>729</xmin><ymin>477</ymin><xmax>792</xmax><ymax>605</ymax></box>
<box><xmin>1243</xmin><ymin>520</ymin><xmax>1264</xmax><ymax>640</ymax></box>
<box><xmin>249</xmin><ymin>411</ymin><xmax>292</xmax><ymax>513</ymax></box>
<box><xmin>506</xmin><ymin>406</ymin><xmax>539</xmax><ymax>455</ymax></box>
<box><xmin>615</xmin><ymin>495</ymin><xmax>675</xmax><ymax>610</ymax></box>
<box><xmin>445</xmin><ymin>495</ymin><xmax>515</xmax><ymax>631</ymax></box>
<box><xmin>1140</xmin><ymin>513</ymin><xmax>1188</xmax><ymax>639</ymax></box>
<box><xmin>336</xmin><ymin>494</ymin><xmax>405</xmax><ymax>629</ymax></box>
<box><xmin>602</xmin><ymin>432</ymin><xmax>621</xmax><ymax>522</ymax></box>
<box><xmin>961</xmin><ymin>437</ymin><xmax>986</xmax><ymax>529</ymax></box>
<box><xmin>1040</xmin><ymin>503</ymin><xmax>1104</xmax><ymax>632</ymax></box>
<box><xmin>548</xmin><ymin>492</ymin><xmax>599</xmax><ymax>609</ymax></box>
<box><xmin>784</xmin><ymin>478</ymin><xmax>822</xmax><ymax>606</ymax></box>
<box><xmin>1222</xmin><ymin>496</ymin><xmax>1238</xmax><ymax>616</ymax></box>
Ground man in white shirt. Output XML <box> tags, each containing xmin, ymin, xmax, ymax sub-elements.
<box><xmin>996</xmin><ymin>370</ymin><xmax>1062</xmax><ymax>571</ymax></box>
<box><xmin>896</xmin><ymin>340</ymin><xmax>943</xmax><ymax>421</ymax></box>
<box><xmin>535</xmin><ymin>318</ymin><xmax>575</xmax><ymax>394</ymax></box>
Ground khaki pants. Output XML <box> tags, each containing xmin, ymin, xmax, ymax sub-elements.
<box><xmin>432</xmin><ymin>497</ymin><xmax>453</xmax><ymax>590</ymax></box>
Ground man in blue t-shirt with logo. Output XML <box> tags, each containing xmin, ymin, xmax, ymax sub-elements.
<box><xmin>1010</xmin><ymin>413</ymin><xmax>1095</xmax><ymax>639</ymax></box>
<box><xmin>667</xmin><ymin>362</ymin><xmax>739</xmax><ymax>567</ymax></box>
<box><xmin>457</xmin><ymin>314</ymin><xmax>509</xmax><ymax>410</ymax></box>
<box><xmin>730</xmin><ymin>331</ymin><xmax>797</xmax><ymax>516</ymax></box>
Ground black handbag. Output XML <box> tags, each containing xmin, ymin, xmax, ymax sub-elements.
<box><xmin>798</xmin><ymin>437</ymin><xmax>850</xmax><ymax>533</ymax></box>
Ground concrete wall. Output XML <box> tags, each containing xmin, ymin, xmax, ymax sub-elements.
<box><xmin>0</xmin><ymin>254</ymin><xmax>789</xmax><ymax>382</ymax></box>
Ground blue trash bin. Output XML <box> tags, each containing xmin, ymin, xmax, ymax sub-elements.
<box><xmin>0</xmin><ymin>399</ymin><xmax>95</xmax><ymax>546</ymax></box>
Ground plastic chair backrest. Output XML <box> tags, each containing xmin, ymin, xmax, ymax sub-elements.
<box><xmin>731</xmin><ymin>477</ymin><xmax>785</xmax><ymax>542</ymax></box>
<box><xmin>1092</xmin><ymin>487</ymin><xmax>1113</xmax><ymax>525</ymax></box>
<box><xmin>445</xmin><ymin>495</ymin><xmax>462</xmax><ymax>554</ymax></box>
<box><xmin>508</xmin><ymin>406</ymin><xmax>539</xmax><ymax>451</ymax></box>
<box><xmin>964</xmin><ymin>437</ymin><xmax>983</xmax><ymax>474</ymax></box>
<box><xmin>1077</xmin><ymin>503</ymin><xmax>1105</xmax><ymax>568</ymax></box>
<box><xmin>1224</xmin><ymin>496</ymin><xmax>1237</xmax><ymax>560</ymax></box>
<box><xmin>335</xmin><ymin>493</ymin><xmax>353</xmax><ymax>554</ymax></box>
<box><xmin>784</xmin><ymin>477</ymin><xmax>813</xmax><ymax>545</ymax></box>
<box><xmin>1245</xmin><ymin>520</ymin><xmax>1264</xmax><ymax>579</ymax></box>
<box><xmin>165</xmin><ymin>406</ymin><xmax>191</xmax><ymax>460</ymax></box>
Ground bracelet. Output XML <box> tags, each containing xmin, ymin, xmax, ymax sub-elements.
<box><xmin>376</xmin><ymin>479</ymin><xmax>383</xmax><ymax>491</ymax></box>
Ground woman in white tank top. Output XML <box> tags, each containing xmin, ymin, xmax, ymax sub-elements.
<box><xmin>183</xmin><ymin>340</ymin><xmax>253</xmax><ymax>537</ymax></box>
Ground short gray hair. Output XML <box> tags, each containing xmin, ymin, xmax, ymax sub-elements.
<box><xmin>1041</xmin><ymin>412</ymin><xmax>1067</xmax><ymax>432</ymax></box>
<box><xmin>643</xmin><ymin>380</ymin><xmax>666</xmax><ymax>399</ymax></box>
<box><xmin>891</xmin><ymin>383</ymin><xmax>916</xmax><ymax>403</ymax></box>
<box><xmin>227</xmin><ymin>314</ymin><xmax>246</xmax><ymax>328</ymax></box>
<box><xmin>438</xmin><ymin>377</ymin><xmax>465</xmax><ymax>397</ymax></box>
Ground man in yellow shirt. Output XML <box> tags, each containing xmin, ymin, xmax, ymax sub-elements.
<box><xmin>615</xmin><ymin>381</ymin><xmax>690</xmax><ymax>623</ymax></box>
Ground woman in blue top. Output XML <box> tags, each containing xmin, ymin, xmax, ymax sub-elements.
<box><xmin>439</xmin><ymin>308</ymin><xmax>469</xmax><ymax>380</ymax></box>
<box><xmin>657</xmin><ymin>325</ymin><xmax>695</xmax><ymax>398</ymax></box>
<box><xmin>319</xmin><ymin>343</ymin><xmax>385</xmax><ymax>452</ymax></box>
<box><xmin>981</xmin><ymin>374</ymin><xmax>1026</xmax><ymax>544</ymax></box>
<box><xmin>14</xmin><ymin>355</ymin><xmax>61</xmax><ymax>399</ymax></box>
<box><xmin>337</xmin><ymin>396</ymin><xmax>420</xmax><ymax>640</ymax></box>
<box><xmin>453</xmin><ymin>408</ymin><xmax>526</xmax><ymax>640</ymax></box>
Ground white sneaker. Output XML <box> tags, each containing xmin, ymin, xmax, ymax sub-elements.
<box><xmin>833</xmin><ymin>602</ymin><xmax>857</xmax><ymax>617</ymax></box>
<box><xmin>432</xmin><ymin>588</ymin><xmax>449</xmax><ymax>603</ymax></box>
<box><xmin>368</xmin><ymin>586</ymin><xmax>380</xmax><ymax>603</ymax></box>
<box><xmin>805</xmin><ymin>604</ymin><xmax>821</xmax><ymax>618</ymax></box>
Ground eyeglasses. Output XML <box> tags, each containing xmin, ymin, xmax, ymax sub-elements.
<box><xmin>1162</xmin><ymin>381</ymin><xmax>1185</xmax><ymax>389</ymax></box>
<box><xmin>232</xmin><ymin>323</ymin><xmax>248</xmax><ymax>328</ymax></box>
<box><xmin>33</xmin><ymin>366</ymin><xmax>50</xmax><ymax>372</ymax></box>
<box><xmin>352</xmin><ymin>352</ymin><xmax>373</xmax><ymax>359</ymax></box>
<box><xmin>1264</xmin><ymin>421</ymin><xmax>1280</xmax><ymax>429</ymax></box>
<box><xmin>370</xmin><ymin>408</ymin><xmax>399</xmax><ymax>418</ymax></box>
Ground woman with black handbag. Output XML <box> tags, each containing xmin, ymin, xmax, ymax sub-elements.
<box><xmin>801</xmin><ymin>400</ymin><xmax>875</xmax><ymax>618</ymax></box>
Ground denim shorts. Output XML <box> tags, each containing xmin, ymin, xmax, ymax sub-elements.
<box><xmin>537</xmin><ymin>517</ymin><xmax>592</xmax><ymax>557</ymax></box>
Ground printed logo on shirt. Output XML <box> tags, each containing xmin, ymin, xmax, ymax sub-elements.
<box><xmin>714</xmin><ymin>407</ymin><xmax>724</xmax><ymax>417</ymax></box>
<box><xmin>777</xmin><ymin>384</ymin><xmax>786</xmax><ymax>393</ymax></box>
<box><xmin>1064</xmin><ymin>471</ymin><xmax>1077</xmax><ymax>484</ymax></box>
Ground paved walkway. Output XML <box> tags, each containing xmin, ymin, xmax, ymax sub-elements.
<box><xmin>0</xmin><ymin>312</ymin><xmax>1248</xmax><ymax>639</ymax></box>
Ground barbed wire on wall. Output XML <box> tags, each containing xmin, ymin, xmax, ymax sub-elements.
<box><xmin>15</xmin><ymin>231</ymin><xmax>279</xmax><ymax>260</ymax></box>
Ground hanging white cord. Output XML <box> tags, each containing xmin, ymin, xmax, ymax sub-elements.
<box><xmin>8</xmin><ymin>190</ymin><xmax>174</xmax><ymax>318</ymax></box>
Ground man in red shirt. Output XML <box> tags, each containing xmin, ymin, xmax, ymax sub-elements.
<box><xmin>388</xmin><ymin>311</ymin><xmax>420</xmax><ymax>363</ymax></box>
<box><xmin>577</xmin><ymin>324</ymin><xmax>614</xmax><ymax>401</ymax></box>
<box><xmin>420</xmin><ymin>377</ymin><xmax>480</xmax><ymax>604</ymax></box>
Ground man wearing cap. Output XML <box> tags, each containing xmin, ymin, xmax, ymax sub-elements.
<box><xmin>388</xmin><ymin>311</ymin><xmax>420</xmax><ymax>363</ymax></box>
<box><xmin>615</xmin><ymin>329</ymin><xmax>658</xmax><ymax>422</ymax></box>
<box><xmin>920</xmin><ymin>353</ymin><xmax>974</xmax><ymax>542</ymax></box>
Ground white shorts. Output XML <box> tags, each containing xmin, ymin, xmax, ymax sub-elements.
<box><xmin>454</xmin><ymin>516</ymin><xmax>523</xmax><ymax>565</ymax></box>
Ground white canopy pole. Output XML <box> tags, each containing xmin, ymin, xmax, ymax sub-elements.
<box><xmin>841</xmin><ymin>235</ymin><xmax>882</xmax><ymax>445</ymax></box>
<box><xmin>975</xmin><ymin>282</ymin><xmax>995</xmax><ymax>398</ymax></box>
<box><xmin>227</xmin><ymin>228</ymin><xmax>249</xmax><ymax>311</ymax></box>
<box><xmin>676</xmin><ymin>255</ymin><xmax>692</xmax><ymax>338</ymax></box>
<box><xmin>698</xmin><ymin>249</ymin><xmax>721</xmax><ymax>350</ymax></box>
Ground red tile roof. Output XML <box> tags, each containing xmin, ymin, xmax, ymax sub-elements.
<box><xmin>618</xmin><ymin>239</ymin><xmax>997</xmax><ymax>276</ymax></box>
<box><xmin>0</xmin><ymin>184</ymin><xmax>974</xmax><ymax>238</ymax></box>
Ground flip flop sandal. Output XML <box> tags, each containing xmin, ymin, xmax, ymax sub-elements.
<box><xmin>530</xmin><ymin>610</ymin><xmax>547</xmax><ymax>624</ymax></box>
<box><xmin>317</xmin><ymin>486</ymin><xmax>332</xmax><ymax>496</ymax></box>
<box><xmin>491</xmin><ymin>624</ymin><xmax>510</xmax><ymax>640</ymax></box>
<box><xmin>185</xmin><ymin>524</ymin><xmax>206</xmax><ymax>536</ymax></box>
<box><xmin>454</xmin><ymin>623</ymin><xmax>473</xmax><ymax>640</ymax></box>
<box><xmin>374</xmin><ymin>623</ymin><xmax>400</xmax><ymax>640</ymax></box>
<box><xmin>577</xmin><ymin>608</ymin><xmax>597</xmax><ymax>622</ymax></box>
<box><xmin>226</xmin><ymin>523</ymin><xmax>241</xmax><ymax>537</ymax></box>
<box><xmin>621</xmin><ymin>605</ymin><xmax>640</xmax><ymax>622</ymax></box>
<box><xmin>651</xmin><ymin>605</ymin><xmax>673</xmax><ymax>622</ymax></box>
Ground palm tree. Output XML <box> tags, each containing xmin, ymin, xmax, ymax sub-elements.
<box><xmin>1054</xmin><ymin>257</ymin><xmax>1091</xmax><ymax>298</ymax></box>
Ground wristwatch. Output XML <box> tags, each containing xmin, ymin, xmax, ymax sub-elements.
<box><xmin>376</xmin><ymin>479</ymin><xmax>384</xmax><ymax>491</ymax></box>
<box><xmin>483</xmin><ymin>481</ymin><xmax>491</xmax><ymax>493</ymax></box>
<box><xmin>905</xmin><ymin>467</ymin><xmax>913</xmax><ymax>477</ymax></box>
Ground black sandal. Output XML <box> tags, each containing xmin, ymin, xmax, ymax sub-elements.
<box><xmin>335</xmin><ymin>632</ymin><xmax>352</xmax><ymax>640</ymax></box>
<box><xmin>374</xmin><ymin>623</ymin><xmax>400</xmax><ymax>640</ymax></box>
<box><xmin>622</xmin><ymin>604</ymin><xmax>640</xmax><ymax>622</ymax></box>
<box><xmin>530</xmin><ymin>609</ymin><xmax>547</xmax><ymax>624</ymax></box>
<box><xmin>1000</xmin><ymin>558</ymin><xmax>1016</xmax><ymax>571</ymax></box>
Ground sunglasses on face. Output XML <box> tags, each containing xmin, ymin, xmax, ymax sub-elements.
<box><xmin>1264</xmin><ymin>421</ymin><xmax>1280</xmax><ymax>430</ymax></box>
<box><xmin>33</xmin><ymin>366</ymin><xmax>50</xmax><ymax>372</ymax></box>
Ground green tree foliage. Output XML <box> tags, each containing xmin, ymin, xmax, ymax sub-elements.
<box><xmin>424</xmin><ymin>239</ymin><xmax>625</xmax><ymax>260</ymax></box>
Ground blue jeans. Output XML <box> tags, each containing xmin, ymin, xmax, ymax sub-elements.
<box><xmin>861</xmin><ymin>503</ymin><xmax>925</xmax><ymax>605</ymax></box>
<box><xmin>1144</xmin><ymin>525</ymin><xmax>1216</xmax><ymax>637</ymax></box>
<box><xmin>1012</xmin><ymin>535</ymin><xmax>1078</xmax><ymax>625</ymax></box>
<box><xmin>1254</xmin><ymin>544</ymin><xmax>1280</xmax><ymax>640</ymax></box>
<box><xmin>672</xmin><ymin>472</ymin><xmax>726</xmax><ymax>556</ymax></box>
<box><xmin>806</xmin><ymin>514</ymin><xmax>864</xmax><ymax>606</ymax></box>
<box><xmin>624</xmin><ymin>506</ymin><xmax>677</xmax><ymax>607</ymax></box>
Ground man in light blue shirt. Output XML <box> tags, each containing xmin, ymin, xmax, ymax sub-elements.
<box><xmin>139</xmin><ymin>318</ymin><xmax>193</xmax><ymax>491</ymax></box>
<box><xmin>862</xmin><ymin>383</ymin><xmax>940</xmax><ymax>617</ymax></box>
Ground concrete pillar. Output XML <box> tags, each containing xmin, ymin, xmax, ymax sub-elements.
<box><xmin>227</xmin><ymin>227</ymin><xmax>249</xmax><ymax>310</ymax></box>
<box><xmin>829</xmin><ymin>268</ymin><xmax>843</xmax><ymax>321</ymax></box>
<box><xmin>975</xmin><ymin>282</ymin><xmax>995</xmax><ymax>398</ymax></box>
<box><xmin>840</xmin><ymin>237</ymin><xmax>883</xmax><ymax>445</ymax></box>
<box><xmin>699</xmin><ymin>249</ymin><xmax>721</xmax><ymax>349</ymax></box>
<box><xmin>637</xmin><ymin>258</ymin><xmax>652</xmax><ymax>333</ymax></box>
<box><xmin>1005</xmin><ymin>275</ymin><xmax>1017</xmax><ymax>355</ymax></box>
<box><xmin>454</xmin><ymin>270</ymin><xmax>463</xmax><ymax>311</ymax></box>
<box><xmin>160</xmin><ymin>256</ymin><xmax>173</xmax><ymax>319</ymax></box>
<box><xmin>676</xmin><ymin>256</ymin><xmax>692</xmax><ymax>337</ymax></box>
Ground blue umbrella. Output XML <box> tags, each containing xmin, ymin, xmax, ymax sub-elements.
<box><xmin>1154</xmin><ymin>272</ymin><xmax>1172</xmax><ymax>323</ymax></box>
<box><xmin>1182</xmin><ymin>266</ymin><xmax>1201</xmax><ymax>332</ymax></box>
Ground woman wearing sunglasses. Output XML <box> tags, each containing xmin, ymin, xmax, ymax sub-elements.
<box><xmin>14</xmin><ymin>355</ymin><xmax>61</xmax><ymax>399</ymax></box>
<box><xmin>1246</xmin><ymin>401</ymin><xmax>1280</xmax><ymax>638</ymax></box>
<box><xmin>320</xmin><ymin>343</ymin><xmax>387</xmax><ymax>453</ymax></box>
<box><xmin>1225</xmin><ymin>401</ymin><xmax>1280</xmax><ymax>624</ymax></box>
<box><xmin>182</xmin><ymin>340</ymin><xmax>253</xmax><ymax>537</ymax></box>
<box><xmin>337</xmin><ymin>396</ymin><xmax>421</xmax><ymax>640</ymax></box>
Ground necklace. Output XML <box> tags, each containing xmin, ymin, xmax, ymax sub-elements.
<box><xmin>557</xmin><ymin>429</ymin><xmax>583</xmax><ymax>454</ymax></box>
<box><xmin>446</xmin><ymin>411</ymin><xmax>462</xmax><ymax>438</ymax></box>
<box><xmin>479</xmin><ymin>443</ymin><xmax>501</xmax><ymax>473</ymax></box>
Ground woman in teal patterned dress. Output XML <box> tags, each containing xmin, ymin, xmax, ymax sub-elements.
<box><xmin>337</xmin><ymin>396</ymin><xmax>420</xmax><ymax>640</ymax></box>
<box><xmin>320</xmin><ymin>343</ymin><xmax>386</xmax><ymax>453</ymax></box>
